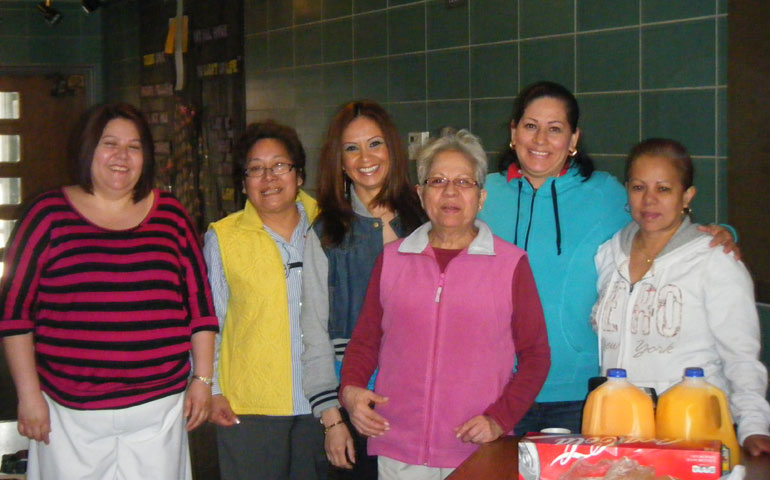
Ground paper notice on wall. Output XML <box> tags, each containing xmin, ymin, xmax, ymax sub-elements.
<box><xmin>164</xmin><ymin>15</ymin><xmax>188</xmax><ymax>55</ymax></box>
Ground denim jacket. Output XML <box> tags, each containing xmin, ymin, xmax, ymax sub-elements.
<box><xmin>300</xmin><ymin>189</ymin><xmax>408</xmax><ymax>416</ymax></box>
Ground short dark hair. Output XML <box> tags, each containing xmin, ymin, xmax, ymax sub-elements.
<box><xmin>70</xmin><ymin>102</ymin><xmax>155</xmax><ymax>202</ymax></box>
<box><xmin>625</xmin><ymin>138</ymin><xmax>694</xmax><ymax>189</ymax></box>
<box><xmin>235</xmin><ymin>120</ymin><xmax>306</xmax><ymax>182</ymax></box>
<box><xmin>500</xmin><ymin>81</ymin><xmax>595</xmax><ymax>180</ymax></box>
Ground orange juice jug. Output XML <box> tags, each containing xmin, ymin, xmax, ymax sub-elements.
<box><xmin>656</xmin><ymin>367</ymin><xmax>740</xmax><ymax>471</ymax></box>
<box><xmin>581</xmin><ymin>368</ymin><xmax>655</xmax><ymax>437</ymax></box>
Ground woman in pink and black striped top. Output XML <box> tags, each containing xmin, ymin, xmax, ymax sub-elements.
<box><xmin>0</xmin><ymin>103</ymin><xmax>217</xmax><ymax>480</ymax></box>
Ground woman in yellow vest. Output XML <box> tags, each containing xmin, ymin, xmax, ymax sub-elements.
<box><xmin>203</xmin><ymin>120</ymin><xmax>324</xmax><ymax>479</ymax></box>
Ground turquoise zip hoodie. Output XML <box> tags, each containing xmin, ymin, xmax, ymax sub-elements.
<box><xmin>479</xmin><ymin>165</ymin><xmax>628</xmax><ymax>402</ymax></box>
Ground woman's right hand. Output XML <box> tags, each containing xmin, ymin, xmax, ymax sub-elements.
<box><xmin>208</xmin><ymin>394</ymin><xmax>239</xmax><ymax>426</ymax></box>
<box><xmin>341</xmin><ymin>386</ymin><xmax>389</xmax><ymax>437</ymax></box>
<box><xmin>18</xmin><ymin>391</ymin><xmax>50</xmax><ymax>444</ymax></box>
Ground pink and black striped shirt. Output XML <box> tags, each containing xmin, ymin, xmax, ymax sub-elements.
<box><xmin>0</xmin><ymin>188</ymin><xmax>218</xmax><ymax>410</ymax></box>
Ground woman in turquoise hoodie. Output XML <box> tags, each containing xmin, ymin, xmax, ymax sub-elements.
<box><xmin>479</xmin><ymin>81</ymin><xmax>736</xmax><ymax>434</ymax></box>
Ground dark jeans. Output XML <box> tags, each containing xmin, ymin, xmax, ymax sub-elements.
<box><xmin>328</xmin><ymin>408</ymin><xmax>378</xmax><ymax>480</ymax></box>
<box><xmin>513</xmin><ymin>400</ymin><xmax>584</xmax><ymax>436</ymax></box>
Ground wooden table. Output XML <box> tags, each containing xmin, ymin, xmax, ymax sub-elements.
<box><xmin>447</xmin><ymin>436</ymin><xmax>770</xmax><ymax>479</ymax></box>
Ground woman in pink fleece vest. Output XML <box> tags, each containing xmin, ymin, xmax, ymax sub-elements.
<box><xmin>339</xmin><ymin>129</ymin><xmax>551</xmax><ymax>479</ymax></box>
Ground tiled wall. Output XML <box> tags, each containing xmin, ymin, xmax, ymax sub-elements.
<box><xmin>102</xmin><ymin>0</ymin><xmax>141</xmax><ymax>104</ymax></box>
<box><xmin>0</xmin><ymin>1</ymin><xmax>103</xmax><ymax>101</ymax></box>
<box><xmin>243</xmin><ymin>0</ymin><xmax>727</xmax><ymax>226</ymax></box>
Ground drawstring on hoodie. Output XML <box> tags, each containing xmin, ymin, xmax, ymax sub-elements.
<box><xmin>551</xmin><ymin>182</ymin><xmax>562</xmax><ymax>255</ymax></box>
<box><xmin>513</xmin><ymin>178</ymin><xmax>563</xmax><ymax>256</ymax></box>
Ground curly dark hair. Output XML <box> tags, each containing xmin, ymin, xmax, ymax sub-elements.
<box><xmin>235</xmin><ymin>120</ymin><xmax>306</xmax><ymax>182</ymax></box>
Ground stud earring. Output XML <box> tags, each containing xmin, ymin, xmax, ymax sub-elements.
<box><xmin>682</xmin><ymin>206</ymin><xmax>693</xmax><ymax>215</ymax></box>
<box><xmin>509</xmin><ymin>141</ymin><xmax>515</xmax><ymax>150</ymax></box>
<box><xmin>568</xmin><ymin>147</ymin><xmax>578</xmax><ymax>157</ymax></box>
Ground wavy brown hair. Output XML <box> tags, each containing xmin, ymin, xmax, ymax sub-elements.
<box><xmin>316</xmin><ymin>100</ymin><xmax>423</xmax><ymax>246</ymax></box>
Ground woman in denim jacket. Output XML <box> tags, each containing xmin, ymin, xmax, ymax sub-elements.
<box><xmin>301</xmin><ymin>101</ymin><xmax>424</xmax><ymax>477</ymax></box>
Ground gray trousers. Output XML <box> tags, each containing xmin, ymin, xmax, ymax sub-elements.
<box><xmin>216</xmin><ymin>414</ymin><xmax>327</xmax><ymax>480</ymax></box>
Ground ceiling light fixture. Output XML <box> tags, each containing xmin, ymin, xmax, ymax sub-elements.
<box><xmin>81</xmin><ymin>0</ymin><xmax>102</xmax><ymax>14</ymax></box>
<box><xmin>37</xmin><ymin>0</ymin><xmax>62</xmax><ymax>26</ymax></box>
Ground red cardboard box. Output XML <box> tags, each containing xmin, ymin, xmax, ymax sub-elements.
<box><xmin>518</xmin><ymin>434</ymin><xmax>722</xmax><ymax>480</ymax></box>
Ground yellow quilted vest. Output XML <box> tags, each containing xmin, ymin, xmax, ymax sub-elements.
<box><xmin>211</xmin><ymin>191</ymin><xmax>317</xmax><ymax>415</ymax></box>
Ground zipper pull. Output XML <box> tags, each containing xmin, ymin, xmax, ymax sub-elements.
<box><xmin>435</xmin><ymin>273</ymin><xmax>445</xmax><ymax>303</ymax></box>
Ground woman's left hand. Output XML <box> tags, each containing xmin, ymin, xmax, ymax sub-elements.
<box><xmin>454</xmin><ymin>415</ymin><xmax>504</xmax><ymax>444</ymax></box>
<box><xmin>743</xmin><ymin>434</ymin><xmax>770</xmax><ymax>456</ymax></box>
<box><xmin>184</xmin><ymin>379</ymin><xmax>212</xmax><ymax>431</ymax></box>
<box><xmin>698</xmin><ymin>225</ymin><xmax>741</xmax><ymax>260</ymax></box>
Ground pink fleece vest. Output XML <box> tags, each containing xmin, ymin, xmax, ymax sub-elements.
<box><xmin>369</xmin><ymin>237</ymin><xmax>524</xmax><ymax>467</ymax></box>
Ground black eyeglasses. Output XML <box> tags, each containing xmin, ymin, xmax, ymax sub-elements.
<box><xmin>244</xmin><ymin>162</ymin><xmax>296</xmax><ymax>178</ymax></box>
<box><xmin>423</xmin><ymin>176</ymin><xmax>479</xmax><ymax>189</ymax></box>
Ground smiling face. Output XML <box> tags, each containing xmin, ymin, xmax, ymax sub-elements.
<box><xmin>243</xmin><ymin>138</ymin><xmax>302</xmax><ymax>218</ymax></box>
<box><xmin>627</xmin><ymin>154</ymin><xmax>696</xmax><ymax>236</ymax></box>
<box><xmin>90</xmin><ymin>118</ymin><xmax>144</xmax><ymax>197</ymax></box>
<box><xmin>418</xmin><ymin>150</ymin><xmax>486</xmax><ymax>233</ymax></box>
<box><xmin>511</xmin><ymin>96</ymin><xmax>580</xmax><ymax>189</ymax></box>
<box><xmin>341</xmin><ymin>116</ymin><xmax>391</xmax><ymax>198</ymax></box>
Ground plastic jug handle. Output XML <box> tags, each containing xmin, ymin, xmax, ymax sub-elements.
<box><xmin>713</xmin><ymin>392</ymin><xmax>731</xmax><ymax>430</ymax></box>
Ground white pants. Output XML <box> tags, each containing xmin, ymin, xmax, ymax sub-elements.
<box><xmin>28</xmin><ymin>393</ymin><xmax>191</xmax><ymax>480</ymax></box>
<box><xmin>378</xmin><ymin>456</ymin><xmax>455</xmax><ymax>480</ymax></box>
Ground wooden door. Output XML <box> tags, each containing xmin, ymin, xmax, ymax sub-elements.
<box><xmin>0</xmin><ymin>74</ymin><xmax>87</xmax><ymax>420</ymax></box>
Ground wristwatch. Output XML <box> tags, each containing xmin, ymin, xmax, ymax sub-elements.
<box><xmin>192</xmin><ymin>375</ymin><xmax>213</xmax><ymax>386</ymax></box>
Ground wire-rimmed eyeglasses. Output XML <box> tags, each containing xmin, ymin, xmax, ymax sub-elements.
<box><xmin>244</xmin><ymin>162</ymin><xmax>296</xmax><ymax>178</ymax></box>
<box><xmin>423</xmin><ymin>176</ymin><xmax>480</xmax><ymax>189</ymax></box>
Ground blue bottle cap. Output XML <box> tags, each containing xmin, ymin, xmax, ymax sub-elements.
<box><xmin>607</xmin><ymin>368</ymin><xmax>627</xmax><ymax>378</ymax></box>
<box><xmin>684</xmin><ymin>367</ymin><xmax>704</xmax><ymax>377</ymax></box>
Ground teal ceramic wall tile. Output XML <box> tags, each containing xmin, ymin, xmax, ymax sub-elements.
<box><xmin>389</xmin><ymin>0</ymin><xmax>417</xmax><ymax>6</ymax></box>
<box><xmin>324</xmin><ymin>0</ymin><xmax>352</xmax><ymax>19</ymax></box>
<box><xmin>0</xmin><ymin>6</ymin><xmax>30</xmax><ymax>36</ymax></box>
<box><xmin>427</xmin><ymin>49</ymin><xmax>469</xmax><ymax>100</ymax></box>
<box><xmin>269</xmin><ymin>30</ymin><xmax>294</xmax><ymax>68</ymax></box>
<box><xmin>78</xmin><ymin>37</ymin><xmax>103</xmax><ymax>64</ymax></box>
<box><xmin>354</xmin><ymin>11</ymin><xmax>387</xmax><ymax>59</ymax></box>
<box><xmin>389</xmin><ymin>5</ymin><xmax>425</xmax><ymax>55</ymax></box>
<box><xmin>716</xmin><ymin>157</ymin><xmax>727</xmax><ymax>223</ymax></box>
<box><xmin>323</xmin><ymin>63</ymin><xmax>354</xmax><ymax>106</ymax></box>
<box><xmin>471</xmin><ymin>0</ymin><xmax>517</xmax><ymax>44</ymax></box>
<box><xmin>389</xmin><ymin>54</ymin><xmax>426</xmax><ymax>102</ymax></box>
<box><xmin>295</xmin><ymin>24</ymin><xmax>323</xmax><ymax>66</ymax></box>
<box><xmin>717</xmin><ymin>88</ymin><xmax>726</xmax><ymax>157</ymax></box>
<box><xmin>592</xmin><ymin>155</ymin><xmax>626</xmax><ymax>184</ymax></box>
<box><xmin>268</xmin><ymin>70</ymin><xmax>296</xmax><ymax>107</ymax></box>
<box><xmin>520</xmin><ymin>37</ymin><xmax>574</xmax><ymax>89</ymax></box>
<box><xmin>354</xmin><ymin>58</ymin><xmax>389</xmax><ymax>101</ymax></box>
<box><xmin>718</xmin><ymin>0</ymin><xmax>727</xmax><ymax>14</ymax></box>
<box><xmin>717</xmin><ymin>17</ymin><xmax>726</xmax><ymax>85</ymax></box>
<box><xmin>520</xmin><ymin>0</ymin><xmax>574</xmax><ymax>38</ymax></box>
<box><xmin>356</xmin><ymin>0</ymin><xmax>387</xmax><ymax>14</ymax></box>
<box><xmin>471</xmin><ymin>43</ymin><xmax>518</xmax><ymax>98</ymax></box>
<box><xmin>324</xmin><ymin>18</ymin><xmax>353</xmax><ymax>62</ymax></box>
<box><xmin>427</xmin><ymin>100</ymin><xmax>470</xmax><ymax>133</ymax></box>
<box><xmin>0</xmin><ymin>37</ymin><xmax>30</xmax><ymax>64</ymax></box>
<box><xmin>295</xmin><ymin>66</ymin><xmax>324</xmax><ymax>106</ymax></box>
<box><xmin>294</xmin><ymin>0</ymin><xmax>322</xmax><ymax>24</ymax></box>
<box><xmin>427</xmin><ymin>0</ymin><xmax>468</xmax><ymax>50</ymax></box>
<box><xmin>642</xmin><ymin>0</ymin><xmax>715</xmax><ymax>23</ymax></box>
<box><xmin>245</xmin><ymin>0</ymin><xmax>268</xmax><ymax>34</ymax></box>
<box><xmin>387</xmin><ymin>102</ymin><xmax>427</xmax><ymax>145</ymax></box>
<box><xmin>471</xmin><ymin>99</ymin><xmax>514</xmax><ymax>163</ymax></box>
<box><xmin>577</xmin><ymin>29</ymin><xmax>639</xmax><ymax>92</ymax></box>
<box><xmin>642</xmin><ymin>90</ymin><xmax>715</xmax><ymax>156</ymax></box>
<box><xmin>28</xmin><ymin>37</ymin><xmax>78</xmax><ymax>64</ymax></box>
<box><xmin>642</xmin><ymin>20</ymin><xmax>716</xmax><ymax>89</ymax></box>
<box><xmin>268</xmin><ymin>0</ymin><xmax>293</xmax><ymax>29</ymax></box>
<box><xmin>245</xmin><ymin>33</ymin><xmax>269</xmax><ymax>72</ymax></box>
<box><xmin>577</xmin><ymin>0</ymin><xmax>638</xmax><ymax>31</ymax></box>
<box><xmin>578</xmin><ymin>93</ymin><xmax>639</xmax><ymax>154</ymax></box>
<box><xmin>691</xmin><ymin>157</ymin><xmax>717</xmax><ymax>224</ymax></box>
